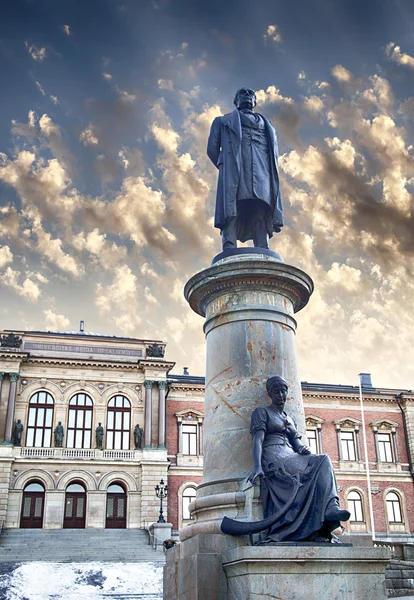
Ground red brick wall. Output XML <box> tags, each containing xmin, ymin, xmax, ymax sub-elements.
<box><xmin>303</xmin><ymin>406</ymin><xmax>409</xmax><ymax>465</ymax></box>
<box><xmin>337</xmin><ymin>479</ymin><xmax>414</xmax><ymax>533</ymax></box>
<box><xmin>167</xmin><ymin>474</ymin><xmax>203</xmax><ymax>530</ymax></box>
<box><xmin>166</xmin><ymin>400</ymin><xmax>204</xmax><ymax>455</ymax></box>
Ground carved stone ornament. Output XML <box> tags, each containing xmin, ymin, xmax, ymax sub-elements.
<box><xmin>1</xmin><ymin>333</ymin><xmax>22</xmax><ymax>349</ymax></box>
<box><xmin>146</xmin><ymin>343</ymin><xmax>165</xmax><ymax>358</ymax></box>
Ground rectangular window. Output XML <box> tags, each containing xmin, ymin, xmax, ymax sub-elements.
<box><xmin>340</xmin><ymin>431</ymin><xmax>356</xmax><ymax>461</ymax></box>
<box><xmin>306</xmin><ymin>429</ymin><xmax>319</xmax><ymax>454</ymax></box>
<box><xmin>182</xmin><ymin>424</ymin><xmax>197</xmax><ymax>455</ymax></box>
<box><xmin>377</xmin><ymin>433</ymin><xmax>393</xmax><ymax>462</ymax></box>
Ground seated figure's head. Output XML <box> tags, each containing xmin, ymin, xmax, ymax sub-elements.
<box><xmin>233</xmin><ymin>87</ymin><xmax>257</xmax><ymax>110</ymax></box>
<box><xmin>266</xmin><ymin>376</ymin><xmax>288</xmax><ymax>395</ymax></box>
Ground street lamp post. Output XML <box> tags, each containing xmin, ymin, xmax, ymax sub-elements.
<box><xmin>155</xmin><ymin>478</ymin><xmax>168</xmax><ymax>524</ymax></box>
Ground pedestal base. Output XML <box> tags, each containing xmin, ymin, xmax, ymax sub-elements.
<box><xmin>223</xmin><ymin>545</ymin><xmax>391</xmax><ymax>600</ymax></box>
<box><xmin>164</xmin><ymin>535</ymin><xmax>390</xmax><ymax>600</ymax></box>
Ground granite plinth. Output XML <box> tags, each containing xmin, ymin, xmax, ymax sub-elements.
<box><xmin>222</xmin><ymin>545</ymin><xmax>391</xmax><ymax>600</ymax></box>
<box><xmin>182</xmin><ymin>255</ymin><xmax>313</xmax><ymax>541</ymax></box>
<box><xmin>164</xmin><ymin>535</ymin><xmax>390</xmax><ymax>600</ymax></box>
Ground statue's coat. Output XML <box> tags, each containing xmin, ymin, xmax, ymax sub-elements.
<box><xmin>207</xmin><ymin>108</ymin><xmax>283</xmax><ymax>241</ymax></box>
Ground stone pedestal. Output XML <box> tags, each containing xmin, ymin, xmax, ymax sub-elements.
<box><xmin>182</xmin><ymin>254</ymin><xmax>313</xmax><ymax>539</ymax></box>
<box><xmin>223</xmin><ymin>545</ymin><xmax>390</xmax><ymax>600</ymax></box>
<box><xmin>150</xmin><ymin>522</ymin><xmax>173</xmax><ymax>551</ymax></box>
<box><xmin>165</xmin><ymin>253</ymin><xmax>390</xmax><ymax>599</ymax></box>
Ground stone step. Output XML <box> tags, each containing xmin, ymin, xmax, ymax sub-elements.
<box><xmin>0</xmin><ymin>529</ymin><xmax>166</xmax><ymax>563</ymax></box>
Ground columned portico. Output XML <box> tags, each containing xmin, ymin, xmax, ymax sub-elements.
<box><xmin>158</xmin><ymin>381</ymin><xmax>167</xmax><ymax>449</ymax></box>
<box><xmin>144</xmin><ymin>380</ymin><xmax>154</xmax><ymax>448</ymax></box>
<box><xmin>5</xmin><ymin>373</ymin><xmax>19</xmax><ymax>445</ymax></box>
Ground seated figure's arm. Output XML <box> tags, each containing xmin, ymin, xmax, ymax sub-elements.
<box><xmin>286</xmin><ymin>418</ymin><xmax>311</xmax><ymax>455</ymax></box>
<box><xmin>247</xmin><ymin>430</ymin><xmax>265</xmax><ymax>485</ymax></box>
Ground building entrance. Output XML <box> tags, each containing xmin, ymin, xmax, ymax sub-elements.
<box><xmin>106</xmin><ymin>483</ymin><xmax>127</xmax><ymax>528</ymax></box>
<box><xmin>63</xmin><ymin>482</ymin><xmax>87</xmax><ymax>528</ymax></box>
<box><xmin>20</xmin><ymin>482</ymin><xmax>45</xmax><ymax>528</ymax></box>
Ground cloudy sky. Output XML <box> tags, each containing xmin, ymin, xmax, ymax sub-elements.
<box><xmin>0</xmin><ymin>0</ymin><xmax>413</xmax><ymax>388</ymax></box>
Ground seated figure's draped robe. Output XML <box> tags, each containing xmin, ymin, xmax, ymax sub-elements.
<box><xmin>251</xmin><ymin>407</ymin><xmax>341</xmax><ymax>542</ymax></box>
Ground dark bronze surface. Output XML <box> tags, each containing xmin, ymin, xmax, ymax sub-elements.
<box><xmin>207</xmin><ymin>88</ymin><xmax>283</xmax><ymax>251</ymax></box>
<box><xmin>221</xmin><ymin>376</ymin><xmax>350</xmax><ymax>543</ymax></box>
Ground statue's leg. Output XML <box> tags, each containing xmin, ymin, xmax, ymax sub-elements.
<box><xmin>221</xmin><ymin>218</ymin><xmax>237</xmax><ymax>250</ymax></box>
<box><xmin>252</xmin><ymin>214</ymin><xmax>269</xmax><ymax>248</ymax></box>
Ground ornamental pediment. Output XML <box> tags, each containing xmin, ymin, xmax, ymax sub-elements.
<box><xmin>334</xmin><ymin>417</ymin><xmax>362</xmax><ymax>429</ymax></box>
<box><xmin>175</xmin><ymin>409</ymin><xmax>204</xmax><ymax>422</ymax></box>
<box><xmin>370</xmin><ymin>418</ymin><xmax>399</xmax><ymax>430</ymax></box>
<box><xmin>305</xmin><ymin>414</ymin><xmax>325</xmax><ymax>428</ymax></box>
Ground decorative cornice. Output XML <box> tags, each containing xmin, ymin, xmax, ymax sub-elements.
<box><xmin>303</xmin><ymin>392</ymin><xmax>398</xmax><ymax>404</ymax></box>
<box><xmin>184</xmin><ymin>259</ymin><xmax>313</xmax><ymax>317</ymax></box>
<box><xmin>138</xmin><ymin>359</ymin><xmax>175</xmax><ymax>371</ymax></box>
<box><xmin>25</xmin><ymin>356</ymin><xmax>140</xmax><ymax>369</ymax></box>
<box><xmin>0</xmin><ymin>352</ymin><xmax>29</xmax><ymax>361</ymax></box>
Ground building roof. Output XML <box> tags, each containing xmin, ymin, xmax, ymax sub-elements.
<box><xmin>4</xmin><ymin>329</ymin><xmax>165</xmax><ymax>344</ymax></box>
<box><xmin>168</xmin><ymin>375</ymin><xmax>413</xmax><ymax>396</ymax></box>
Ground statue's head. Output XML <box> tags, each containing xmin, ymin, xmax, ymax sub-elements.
<box><xmin>233</xmin><ymin>87</ymin><xmax>257</xmax><ymax>110</ymax></box>
<box><xmin>266</xmin><ymin>376</ymin><xmax>288</xmax><ymax>397</ymax></box>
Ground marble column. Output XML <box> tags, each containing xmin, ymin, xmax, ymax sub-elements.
<box><xmin>4</xmin><ymin>373</ymin><xmax>19</xmax><ymax>445</ymax></box>
<box><xmin>158</xmin><ymin>381</ymin><xmax>167</xmax><ymax>449</ymax></box>
<box><xmin>181</xmin><ymin>253</ymin><xmax>313</xmax><ymax>541</ymax></box>
<box><xmin>0</xmin><ymin>373</ymin><xmax>5</xmax><ymax>409</ymax></box>
<box><xmin>144</xmin><ymin>380</ymin><xmax>153</xmax><ymax>448</ymax></box>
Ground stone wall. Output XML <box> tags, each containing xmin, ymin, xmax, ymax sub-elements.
<box><xmin>386</xmin><ymin>559</ymin><xmax>414</xmax><ymax>597</ymax></box>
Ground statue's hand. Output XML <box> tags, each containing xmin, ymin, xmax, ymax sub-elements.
<box><xmin>247</xmin><ymin>468</ymin><xmax>264</xmax><ymax>486</ymax></box>
<box><xmin>297</xmin><ymin>445</ymin><xmax>311</xmax><ymax>455</ymax></box>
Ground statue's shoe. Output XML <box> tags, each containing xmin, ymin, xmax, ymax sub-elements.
<box><xmin>325</xmin><ymin>507</ymin><xmax>351</xmax><ymax>522</ymax></box>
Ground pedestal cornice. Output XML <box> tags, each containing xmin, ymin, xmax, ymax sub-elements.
<box><xmin>184</xmin><ymin>257</ymin><xmax>313</xmax><ymax>318</ymax></box>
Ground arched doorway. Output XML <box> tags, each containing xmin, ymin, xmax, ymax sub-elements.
<box><xmin>20</xmin><ymin>482</ymin><xmax>45</xmax><ymax>528</ymax></box>
<box><xmin>64</xmin><ymin>482</ymin><xmax>87</xmax><ymax>528</ymax></box>
<box><xmin>106</xmin><ymin>483</ymin><xmax>127</xmax><ymax>529</ymax></box>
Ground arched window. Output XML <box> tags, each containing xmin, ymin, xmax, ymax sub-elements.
<box><xmin>20</xmin><ymin>481</ymin><xmax>45</xmax><ymax>528</ymax></box>
<box><xmin>347</xmin><ymin>490</ymin><xmax>364</xmax><ymax>522</ymax></box>
<box><xmin>106</xmin><ymin>483</ymin><xmax>127</xmax><ymax>528</ymax></box>
<box><xmin>386</xmin><ymin>492</ymin><xmax>403</xmax><ymax>523</ymax></box>
<box><xmin>182</xmin><ymin>486</ymin><xmax>197</xmax><ymax>521</ymax></box>
<box><xmin>26</xmin><ymin>392</ymin><xmax>54</xmax><ymax>447</ymax></box>
<box><xmin>67</xmin><ymin>394</ymin><xmax>93</xmax><ymax>449</ymax></box>
<box><xmin>106</xmin><ymin>396</ymin><xmax>131</xmax><ymax>450</ymax></box>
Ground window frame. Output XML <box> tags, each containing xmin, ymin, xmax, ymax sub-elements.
<box><xmin>67</xmin><ymin>393</ymin><xmax>94</xmax><ymax>449</ymax></box>
<box><xmin>335</xmin><ymin>419</ymin><xmax>362</xmax><ymax>462</ymax></box>
<box><xmin>370</xmin><ymin>420</ymin><xmax>400</xmax><ymax>465</ymax></box>
<box><xmin>305</xmin><ymin>416</ymin><xmax>324</xmax><ymax>454</ymax></box>
<box><xmin>347</xmin><ymin>490</ymin><xmax>364</xmax><ymax>523</ymax></box>
<box><xmin>182</xmin><ymin>486</ymin><xmax>197</xmax><ymax>521</ymax></box>
<box><xmin>385</xmin><ymin>491</ymin><xmax>403</xmax><ymax>524</ymax></box>
<box><xmin>106</xmin><ymin>395</ymin><xmax>131</xmax><ymax>450</ymax></box>
<box><xmin>26</xmin><ymin>391</ymin><xmax>54</xmax><ymax>448</ymax></box>
<box><xmin>175</xmin><ymin>410</ymin><xmax>204</xmax><ymax>457</ymax></box>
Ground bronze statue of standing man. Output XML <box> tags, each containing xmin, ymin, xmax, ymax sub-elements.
<box><xmin>207</xmin><ymin>87</ymin><xmax>283</xmax><ymax>250</ymax></box>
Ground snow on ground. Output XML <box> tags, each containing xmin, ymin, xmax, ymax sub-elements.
<box><xmin>0</xmin><ymin>562</ymin><xmax>163</xmax><ymax>599</ymax></box>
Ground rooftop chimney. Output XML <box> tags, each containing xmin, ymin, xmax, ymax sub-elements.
<box><xmin>183</xmin><ymin>367</ymin><xmax>189</xmax><ymax>376</ymax></box>
<box><xmin>359</xmin><ymin>373</ymin><xmax>373</xmax><ymax>388</ymax></box>
<box><xmin>80</xmin><ymin>320</ymin><xmax>85</xmax><ymax>333</ymax></box>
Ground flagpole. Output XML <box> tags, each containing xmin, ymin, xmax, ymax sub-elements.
<box><xmin>358</xmin><ymin>373</ymin><xmax>376</xmax><ymax>542</ymax></box>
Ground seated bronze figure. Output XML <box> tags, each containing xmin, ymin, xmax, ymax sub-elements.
<box><xmin>221</xmin><ymin>376</ymin><xmax>350</xmax><ymax>543</ymax></box>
